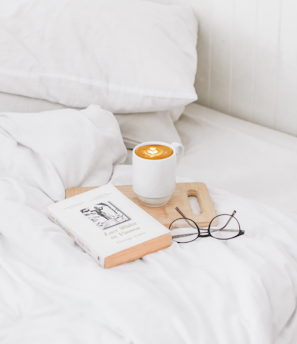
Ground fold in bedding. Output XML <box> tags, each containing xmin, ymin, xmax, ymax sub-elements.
<box><xmin>0</xmin><ymin>91</ymin><xmax>183</xmax><ymax>150</ymax></box>
<box><xmin>0</xmin><ymin>105</ymin><xmax>127</xmax><ymax>200</ymax></box>
<box><xmin>1</xmin><ymin>107</ymin><xmax>297</xmax><ymax>343</ymax></box>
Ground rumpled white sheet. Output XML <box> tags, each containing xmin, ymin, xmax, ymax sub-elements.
<box><xmin>1</xmin><ymin>108</ymin><xmax>297</xmax><ymax>344</ymax></box>
<box><xmin>0</xmin><ymin>105</ymin><xmax>127</xmax><ymax>200</ymax></box>
<box><xmin>176</xmin><ymin>103</ymin><xmax>297</xmax><ymax>215</ymax></box>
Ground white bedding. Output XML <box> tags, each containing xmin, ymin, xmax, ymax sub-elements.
<box><xmin>0</xmin><ymin>92</ymin><xmax>183</xmax><ymax>150</ymax></box>
<box><xmin>1</xmin><ymin>108</ymin><xmax>297</xmax><ymax>343</ymax></box>
<box><xmin>176</xmin><ymin>104</ymin><xmax>297</xmax><ymax>215</ymax></box>
<box><xmin>1</xmin><ymin>91</ymin><xmax>296</xmax><ymax>213</ymax></box>
<box><xmin>123</xmin><ymin>102</ymin><xmax>297</xmax><ymax>215</ymax></box>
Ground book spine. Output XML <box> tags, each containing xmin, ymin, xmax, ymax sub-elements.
<box><xmin>47</xmin><ymin>208</ymin><xmax>104</xmax><ymax>268</ymax></box>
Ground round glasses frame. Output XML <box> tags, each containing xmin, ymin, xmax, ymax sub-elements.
<box><xmin>169</xmin><ymin>209</ymin><xmax>244</xmax><ymax>244</ymax></box>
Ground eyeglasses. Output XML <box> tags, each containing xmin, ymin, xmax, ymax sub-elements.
<box><xmin>169</xmin><ymin>207</ymin><xmax>244</xmax><ymax>243</ymax></box>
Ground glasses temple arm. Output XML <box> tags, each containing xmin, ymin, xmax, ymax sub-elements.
<box><xmin>218</xmin><ymin>210</ymin><xmax>236</xmax><ymax>230</ymax></box>
<box><xmin>175</xmin><ymin>207</ymin><xmax>197</xmax><ymax>229</ymax></box>
<box><xmin>175</xmin><ymin>207</ymin><xmax>187</xmax><ymax>218</ymax></box>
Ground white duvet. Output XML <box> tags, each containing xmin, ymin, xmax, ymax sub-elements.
<box><xmin>1</xmin><ymin>107</ymin><xmax>297</xmax><ymax>344</ymax></box>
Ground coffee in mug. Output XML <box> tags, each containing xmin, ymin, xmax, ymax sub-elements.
<box><xmin>133</xmin><ymin>141</ymin><xmax>184</xmax><ymax>207</ymax></box>
<box><xmin>135</xmin><ymin>144</ymin><xmax>173</xmax><ymax>160</ymax></box>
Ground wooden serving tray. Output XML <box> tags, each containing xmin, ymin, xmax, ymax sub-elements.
<box><xmin>66</xmin><ymin>182</ymin><xmax>216</xmax><ymax>228</ymax></box>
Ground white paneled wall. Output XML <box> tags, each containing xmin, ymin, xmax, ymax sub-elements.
<box><xmin>152</xmin><ymin>0</ymin><xmax>297</xmax><ymax>136</ymax></box>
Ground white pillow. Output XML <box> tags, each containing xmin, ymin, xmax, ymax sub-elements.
<box><xmin>0</xmin><ymin>0</ymin><xmax>198</xmax><ymax>113</ymax></box>
<box><xmin>115</xmin><ymin>110</ymin><xmax>182</xmax><ymax>149</ymax></box>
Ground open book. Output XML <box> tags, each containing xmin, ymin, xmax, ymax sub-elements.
<box><xmin>47</xmin><ymin>184</ymin><xmax>171</xmax><ymax>268</ymax></box>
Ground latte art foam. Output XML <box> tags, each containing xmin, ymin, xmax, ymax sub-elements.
<box><xmin>135</xmin><ymin>145</ymin><xmax>173</xmax><ymax>160</ymax></box>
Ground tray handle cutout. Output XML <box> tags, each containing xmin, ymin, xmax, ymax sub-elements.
<box><xmin>181</xmin><ymin>183</ymin><xmax>216</xmax><ymax>228</ymax></box>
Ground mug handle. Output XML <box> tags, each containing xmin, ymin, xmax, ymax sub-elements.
<box><xmin>171</xmin><ymin>142</ymin><xmax>184</xmax><ymax>166</ymax></box>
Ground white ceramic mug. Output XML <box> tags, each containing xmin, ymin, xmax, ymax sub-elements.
<box><xmin>132</xmin><ymin>141</ymin><xmax>184</xmax><ymax>207</ymax></box>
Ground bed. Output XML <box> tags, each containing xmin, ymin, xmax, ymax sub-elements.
<box><xmin>1</xmin><ymin>92</ymin><xmax>297</xmax><ymax>344</ymax></box>
<box><xmin>1</xmin><ymin>1</ymin><xmax>297</xmax><ymax>343</ymax></box>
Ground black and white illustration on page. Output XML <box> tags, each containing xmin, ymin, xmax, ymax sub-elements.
<box><xmin>80</xmin><ymin>202</ymin><xmax>130</xmax><ymax>230</ymax></box>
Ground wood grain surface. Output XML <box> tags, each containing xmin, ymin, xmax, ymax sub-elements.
<box><xmin>66</xmin><ymin>182</ymin><xmax>216</xmax><ymax>228</ymax></box>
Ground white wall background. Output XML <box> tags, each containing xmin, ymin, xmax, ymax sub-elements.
<box><xmin>152</xmin><ymin>0</ymin><xmax>297</xmax><ymax>136</ymax></box>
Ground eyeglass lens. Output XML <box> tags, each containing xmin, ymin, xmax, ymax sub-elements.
<box><xmin>209</xmin><ymin>214</ymin><xmax>240</xmax><ymax>239</ymax></box>
<box><xmin>170</xmin><ymin>218</ymin><xmax>199</xmax><ymax>243</ymax></box>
